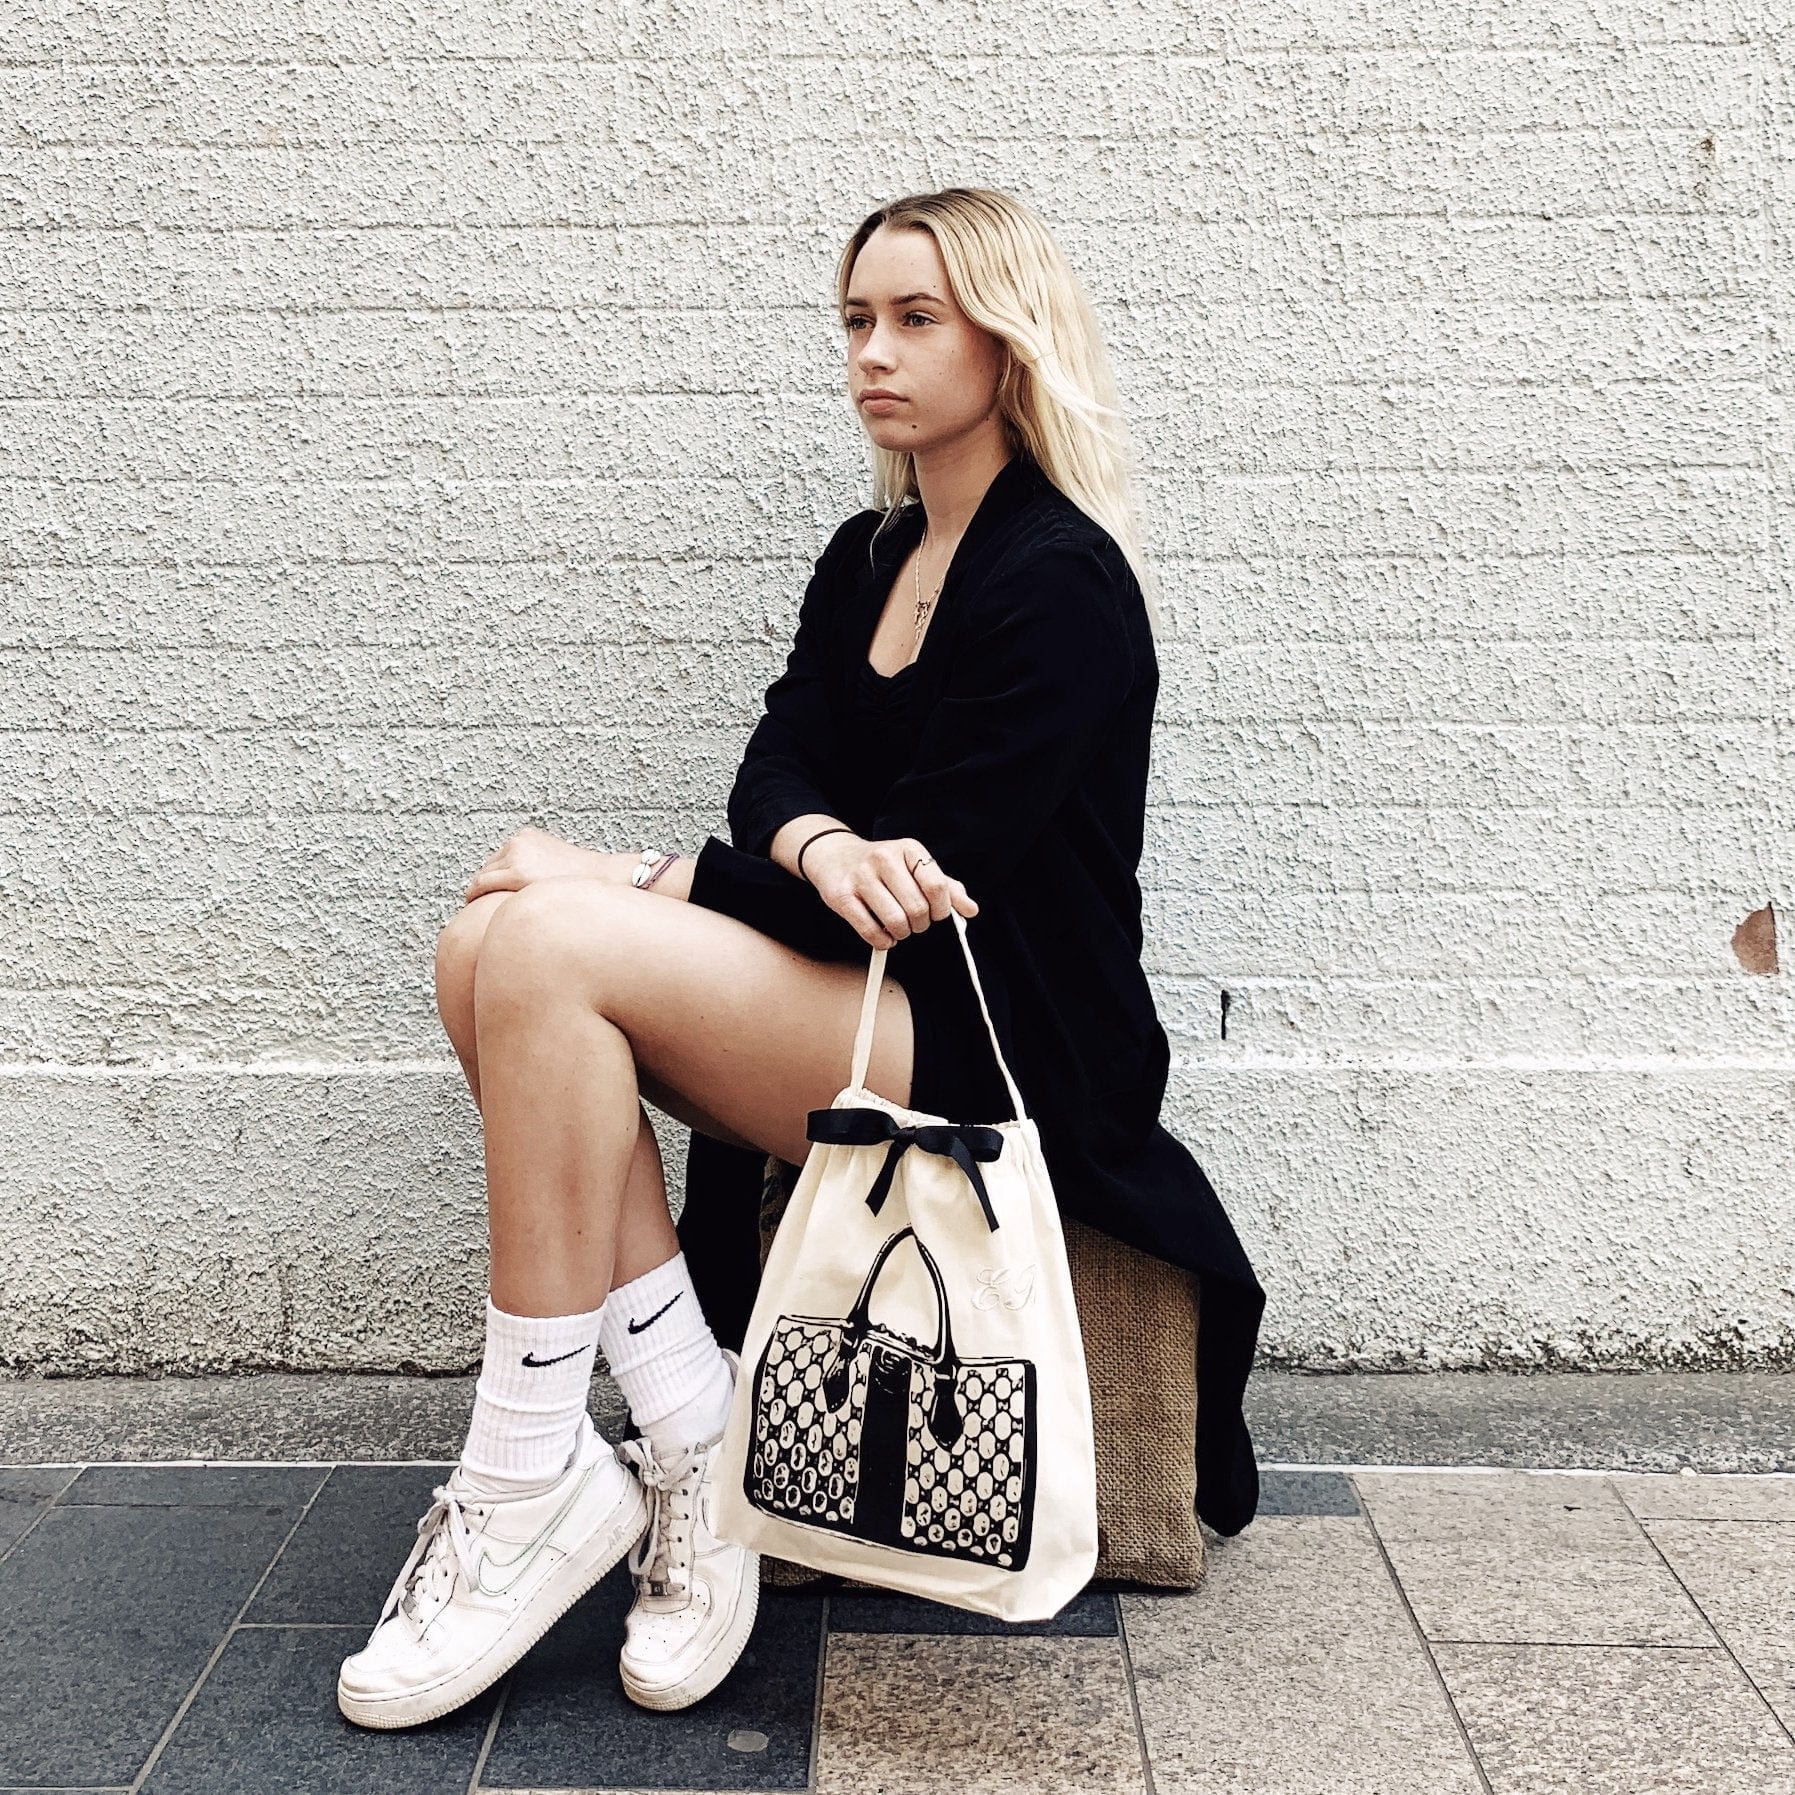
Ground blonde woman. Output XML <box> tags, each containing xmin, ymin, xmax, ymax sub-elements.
<box><xmin>337</xmin><ymin>187</ymin><xmax>1266</xmax><ymax>1731</ymax></box>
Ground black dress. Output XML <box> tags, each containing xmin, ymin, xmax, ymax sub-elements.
<box><xmin>677</xmin><ymin>449</ymin><xmax>1268</xmax><ymax>1537</ymax></box>
<box><xmin>843</xmin><ymin>654</ymin><xmax>1019</xmax><ymax>1126</ymax></box>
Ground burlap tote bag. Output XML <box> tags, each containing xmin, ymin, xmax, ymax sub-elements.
<box><xmin>711</xmin><ymin>909</ymin><xmax>1100</xmax><ymax>1623</ymax></box>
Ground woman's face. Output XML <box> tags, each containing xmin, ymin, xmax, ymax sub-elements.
<box><xmin>843</xmin><ymin>225</ymin><xmax>1006</xmax><ymax>457</ymax></box>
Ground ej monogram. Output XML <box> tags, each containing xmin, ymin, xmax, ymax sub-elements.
<box><xmin>972</xmin><ymin>1263</ymin><xmax>1038</xmax><ymax>1311</ymax></box>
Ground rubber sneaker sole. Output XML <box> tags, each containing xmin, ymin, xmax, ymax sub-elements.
<box><xmin>619</xmin><ymin>1557</ymin><xmax>762</xmax><ymax>1713</ymax></box>
<box><xmin>338</xmin><ymin>1473</ymin><xmax>651</xmax><ymax>1731</ymax></box>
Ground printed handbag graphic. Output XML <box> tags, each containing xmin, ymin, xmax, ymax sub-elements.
<box><xmin>712</xmin><ymin>908</ymin><xmax>1098</xmax><ymax>1623</ymax></box>
<box><xmin>746</xmin><ymin>1223</ymin><xmax>1038</xmax><ymax>1569</ymax></box>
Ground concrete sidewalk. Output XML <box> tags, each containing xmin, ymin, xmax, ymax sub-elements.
<box><xmin>1</xmin><ymin>1370</ymin><xmax>1791</xmax><ymax>1794</ymax></box>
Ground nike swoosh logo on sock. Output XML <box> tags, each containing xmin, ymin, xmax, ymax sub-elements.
<box><xmin>627</xmin><ymin>1292</ymin><xmax>683</xmax><ymax>1334</ymax></box>
<box><xmin>520</xmin><ymin>1344</ymin><xmax>590</xmax><ymax>1368</ymax></box>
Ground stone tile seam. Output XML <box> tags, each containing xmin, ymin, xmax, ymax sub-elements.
<box><xmin>0</xmin><ymin>1463</ymin><xmax>80</xmax><ymax>1572</ymax></box>
<box><xmin>1615</xmin><ymin>1479</ymin><xmax>1795</xmax><ymax>1753</ymax></box>
<box><xmin>12</xmin><ymin>1458</ymin><xmax>1795</xmax><ymax>1474</ymax></box>
<box><xmin>122</xmin><ymin>1464</ymin><xmax>332</xmax><ymax>1795</ymax></box>
<box><xmin>466</xmin><ymin>1679</ymin><xmax>512</xmax><ymax>1795</ymax></box>
<box><xmin>1348</xmin><ymin>1479</ymin><xmax>1498</xmax><ymax>1795</ymax></box>
<box><xmin>1112</xmin><ymin>1600</ymin><xmax>1161</xmax><ymax>1795</ymax></box>
<box><xmin>806</xmin><ymin>1594</ymin><xmax>829</xmax><ymax>1793</ymax></box>
<box><xmin>1425</xmin><ymin>1636</ymin><xmax>1727</xmax><ymax>1648</ymax></box>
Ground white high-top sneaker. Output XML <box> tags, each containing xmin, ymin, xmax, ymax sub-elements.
<box><xmin>337</xmin><ymin>1410</ymin><xmax>650</xmax><ymax>1730</ymax></box>
<box><xmin>613</xmin><ymin>1347</ymin><xmax>761</xmax><ymax>1711</ymax></box>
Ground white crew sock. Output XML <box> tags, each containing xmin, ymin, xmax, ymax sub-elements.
<box><xmin>458</xmin><ymin>1295</ymin><xmax>606</xmax><ymax>1496</ymax></box>
<box><xmin>598</xmin><ymin>1251</ymin><xmax>736</xmax><ymax>1458</ymax></box>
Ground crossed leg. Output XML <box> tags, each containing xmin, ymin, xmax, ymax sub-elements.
<box><xmin>435</xmin><ymin>875</ymin><xmax>917</xmax><ymax>1314</ymax></box>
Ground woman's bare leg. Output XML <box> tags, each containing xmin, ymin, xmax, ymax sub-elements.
<box><xmin>436</xmin><ymin>873</ymin><xmax>915</xmax><ymax>1316</ymax></box>
<box><xmin>436</xmin><ymin>892</ymin><xmax>683</xmax><ymax>1292</ymax></box>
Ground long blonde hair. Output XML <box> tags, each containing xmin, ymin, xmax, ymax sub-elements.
<box><xmin>836</xmin><ymin>186</ymin><xmax>1161</xmax><ymax>635</ymax></box>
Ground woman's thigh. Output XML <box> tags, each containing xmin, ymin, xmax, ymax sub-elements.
<box><xmin>469</xmin><ymin>879</ymin><xmax>914</xmax><ymax>1170</ymax></box>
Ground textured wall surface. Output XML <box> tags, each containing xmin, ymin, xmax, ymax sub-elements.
<box><xmin>2</xmin><ymin>2</ymin><xmax>1791</xmax><ymax>1375</ymax></box>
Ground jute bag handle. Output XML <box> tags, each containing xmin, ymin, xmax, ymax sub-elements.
<box><xmin>848</xmin><ymin>909</ymin><xmax>1029</xmax><ymax>1125</ymax></box>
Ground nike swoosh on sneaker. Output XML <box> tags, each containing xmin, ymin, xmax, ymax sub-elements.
<box><xmin>471</xmin><ymin>1463</ymin><xmax>600</xmax><ymax>1598</ymax></box>
<box><xmin>627</xmin><ymin>1293</ymin><xmax>683</xmax><ymax>1334</ymax></box>
<box><xmin>521</xmin><ymin>1345</ymin><xmax>590</xmax><ymax>1368</ymax></box>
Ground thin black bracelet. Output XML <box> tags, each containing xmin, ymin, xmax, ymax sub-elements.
<box><xmin>797</xmin><ymin>826</ymin><xmax>855</xmax><ymax>884</ymax></box>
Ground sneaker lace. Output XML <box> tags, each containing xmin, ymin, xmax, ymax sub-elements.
<box><xmin>377</xmin><ymin>1478</ymin><xmax>531</xmax><ymax>1630</ymax></box>
<box><xmin>620</xmin><ymin>1439</ymin><xmax>705</xmax><ymax>1599</ymax></box>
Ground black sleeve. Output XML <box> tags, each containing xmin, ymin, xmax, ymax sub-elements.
<box><xmin>862</xmin><ymin>536</ymin><xmax>1135</xmax><ymax>904</ymax></box>
<box><xmin>726</xmin><ymin>509</ymin><xmax>876</xmax><ymax>860</ymax></box>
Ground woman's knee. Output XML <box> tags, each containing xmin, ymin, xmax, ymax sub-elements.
<box><xmin>435</xmin><ymin>891</ymin><xmax>514</xmax><ymax>1028</ymax></box>
<box><xmin>468</xmin><ymin>879</ymin><xmax>631</xmax><ymax>1025</ymax></box>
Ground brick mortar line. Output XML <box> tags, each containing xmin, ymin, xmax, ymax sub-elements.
<box><xmin>0</xmin><ymin>41</ymin><xmax>1766</xmax><ymax>65</ymax></box>
<box><xmin>0</xmin><ymin>464</ymin><xmax>1768</xmax><ymax>483</ymax></box>
<box><xmin>0</xmin><ymin>206</ymin><xmax>1767</xmax><ymax>228</ymax></box>
<box><xmin>0</xmin><ymin>119</ymin><xmax>1761</xmax><ymax>148</ymax></box>
<box><xmin>0</xmin><ymin>44</ymin><xmax>1762</xmax><ymax>65</ymax></box>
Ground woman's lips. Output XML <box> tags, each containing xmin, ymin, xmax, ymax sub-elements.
<box><xmin>860</xmin><ymin>395</ymin><xmax>905</xmax><ymax>410</ymax></box>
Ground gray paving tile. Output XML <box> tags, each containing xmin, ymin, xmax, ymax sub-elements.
<box><xmin>814</xmin><ymin>1633</ymin><xmax>1142</xmax><ymax>1795</ymax></box>
<box><xmin>481</xmin><ymin>1570</ymin><xmax>824</xmax><ymax>1791</ymax></box>
<box><xmin>827</xmin><ymin>1586</ymin><xmax>1118</xmax><ymax>1636</ymax></box>
<box><xmin>61</xmin><ymin>1464</ymin><xmax>325</xmax><ymax>1509</ymax></box>
<box><xmin>1356</xmin><ymin>1470</ymin><xmax>1713</xmax><ymax>1645</ymax></box>
<box><xmin>1615</xmin><ymin>1472</ymin><xmax>1795</xmax><ymax>1522</ymax></box>
<box><xmin>0</xmin><ymin>1492</ymin><xmax>315</xmax><ymax>1785</ymax></box>
<box><xmin>139</xmin><ymin>1624</ymin><xmax>494</xmax><ymax>1794</ymax></box>
<box><xmin>0</xmin><ymin>1466</ymin><xmax>80</xmax><ymax>1556</ymax></box>
<box><xmin>1435</xmin><ymin>1641</ymin><xmax>1795</xmax><ymax>1794</ymax></box>
<box><xmin>1644</xmin><ymin>1518</ymin><xmax>1795</xmax><ymax>1732</ymax></box>
<box><xmin>1124</xmin><ymin>1516</ymin><xmax>1481</xmax><ymax>1795</ymax></box>
<box><xmin>248</xmin><ymin>1464</ymin><xmax>450</xmax><ymax>1625</ymax></box>
<box><xmin>1257</xmin><ymin>1467</ymin><xmax>1361</xmax><ymax>1516</ymax></box>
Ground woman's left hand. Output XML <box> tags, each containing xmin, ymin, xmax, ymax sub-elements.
<box><xmin>461</xmin><ymin>827</ymin><xmax>628</xmax><ymax>903</ymax></box>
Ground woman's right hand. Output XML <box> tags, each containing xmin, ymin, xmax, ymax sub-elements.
<box><xmin>802</xmin><ymin>832</ymin><xmax>979</xmax><ymax>949</ymax></box>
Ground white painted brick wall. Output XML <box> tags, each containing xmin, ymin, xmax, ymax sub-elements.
<box><xmin>2</xmin><ymin>3</ymin><xmax>1790</xmax><ymax>1376</ymax></box>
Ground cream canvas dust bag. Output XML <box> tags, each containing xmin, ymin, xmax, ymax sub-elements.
<box><xmin>711</xmin><ymin>909</ymin><xmax>1100</xmax><ymax>1622</ymax></box>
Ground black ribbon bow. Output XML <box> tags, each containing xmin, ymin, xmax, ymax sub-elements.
<box><xmin>805</xmin><ymin>1107</ymin><xmax>1006</xmax><ymax>1232</ymax></box>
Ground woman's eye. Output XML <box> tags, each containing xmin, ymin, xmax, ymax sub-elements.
<box><xmin>842</xmin><ymin>314</ymin><xmax>934</xmax><ymax>330</ymax></box>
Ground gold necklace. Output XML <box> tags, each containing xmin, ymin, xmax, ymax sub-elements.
<box><xmin>911</xmin><ymin>522</ymin><xmax>946</xmax><ymax>658</ymax></box>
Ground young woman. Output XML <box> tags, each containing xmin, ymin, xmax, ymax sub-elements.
<box><xmin>337</xmin><ymin>186</ymin><xmax>1266</xmax><ymax>1733</ymax></box>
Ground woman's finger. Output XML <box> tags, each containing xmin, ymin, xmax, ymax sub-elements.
<box><xmin>842</xmin><ymin>891</ymin><xmax>901</xmax><ymax>950</ymax></box>
<box><xmin>896</xmin><ymin>852</ymin><xmax>977</xmax><ymax>926</ymax></box>
<box><xmin>463</xmin><ymin>868</ymin><xmax>523</xmax><ymax>903</ymax></box>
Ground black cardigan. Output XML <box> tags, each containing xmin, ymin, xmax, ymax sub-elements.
<box><xmin>676</xmin><ymin>449</ymin><xmax>1268</xmax><ymax>1536</ymax></box>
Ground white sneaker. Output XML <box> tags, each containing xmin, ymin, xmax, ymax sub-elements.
<box><xmin>614</xmin><ymin>1347</ymin><xmax>761</xmax><ymax>1711</ymax></box>
<box><xmin>337</xmin><ymin>1410</ymin><xmax>650</xmax><ymax>1730</ymax></box>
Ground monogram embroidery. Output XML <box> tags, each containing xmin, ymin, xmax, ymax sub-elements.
<box><xmin>973</xmin><ymin>1263</ymin><xmax>1037</xmax><ymax>1311</ymax></box>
